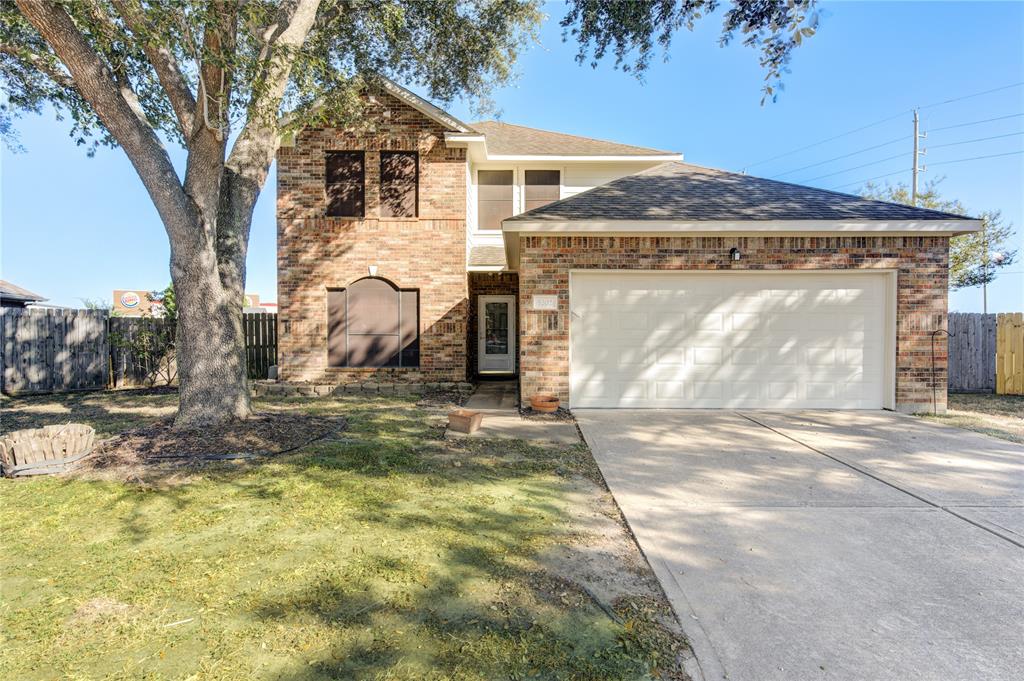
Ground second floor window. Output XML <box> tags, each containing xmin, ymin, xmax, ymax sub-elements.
<box><xmin>380</xmin><ymin>151</ymin><xmax>419</xmax><ymax>218</ymax></box>
<box><xmin>326</xmin><ymin>151</ymin><xmax>365</xmax><ymax>218</ymax></box>
<box><xmin>478</xmin><ymin>169</ymin><xmax>513</xmax><ymax>231</ymax></box>
<box><xmin>524</xmin><ymin>170</ymin><xmax>560</xmax><ymax>211</ymax></box>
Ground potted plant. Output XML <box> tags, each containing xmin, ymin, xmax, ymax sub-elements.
<box><xmin>529</xmin><ymin>394</ymin><xmax>560</xmax><ymax>413</ymax></box>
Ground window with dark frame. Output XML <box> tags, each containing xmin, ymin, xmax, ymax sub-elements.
<box><xmin>477</xmin><ymin>169</ymin><xmax>514</xmax><ymax>230</ymax></box>
<box><xmin>524</xmin><ymin>169</ymin><xmax>560</xmax><ymax>211</ymax></box>
<box><xmin>380</xmin><ymin>151</ymin><xmax>419</xmax><ymax>218</ymax></box>
<box><xmin>327</xmin><ymin>278</ymin><xmax>419</xmax><ymax>368</ymax></box>
<box><xmin>325</xmin><ymin>151</ymin><xmax>365</xmax><ymax>218</ymax></box>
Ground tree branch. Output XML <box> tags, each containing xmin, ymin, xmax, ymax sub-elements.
<box><xmin>14</xmin><ymin>0</ymin><xmax>194</xmax><ymax>243</ymax></box>
<box><xmin>112</xmin><ymin>0</ymin><xmax>197</xmax><ymax>136</ymax></box>
<box><xmin>0</xmin><ymin>43</ymin><xmax>76</xmax><ymax>90</ymax></box>
<box><xmin>217</xmin><ymin>0</ymin><xmax>321</xmax><ymax>292</ymax></box>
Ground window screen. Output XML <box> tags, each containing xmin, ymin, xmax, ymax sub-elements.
<box><xmin>327</xmin><ymin>278</ymin><xmax>419</xmax><ymax>368</ymax></box>
<box><xmin>380</xmin><ymin>151</ymin><xmax>418</xmax><ymax>218</ymax></box>
<box><xmin>478</xmin><ymin>169</ymin><xmax>513</xmax><ymax>230</ymax></box>
<box><xmin>524</xmin><ymin>170</ymin><xmax>560</xmax><ymax>211</ymax></box>
<box><xmin>326</xmin><ymin>151</ymin><xmax>365</xmax><ymax>217</ymax></box>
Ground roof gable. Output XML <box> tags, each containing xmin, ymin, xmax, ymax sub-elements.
<box><xmin>470</xmin><ymin>120</ymin><xmax>679</xmax><ymax>157</ymax></box>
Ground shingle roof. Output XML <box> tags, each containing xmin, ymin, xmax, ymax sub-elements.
<box><xmin>471</xmin><ymin>121</ymin><xmax>678</xmax><ymax>157</ymax></box>
<box><xmin>506</xmin><ymin>162</ymin><xmax>974</xmax><ymax>223</ymax></box>
<box><xmin>0</xmin><ymin>280</ymin><xmax>47</xmax><ymax>303</ymax></box>
<box><xmin>468</xmin><ymin>245</ymin><xmax>507</xmax><ymax>267</ymax></box>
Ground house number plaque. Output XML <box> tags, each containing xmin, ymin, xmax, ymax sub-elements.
<box><xmin>531</xmin><ymin>295</ymin><xmax>558</xmax><ymax>311</ymax></box>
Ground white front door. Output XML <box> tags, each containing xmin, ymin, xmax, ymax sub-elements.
<box><xmin>478</xmin><ymin>295</ymin><xmax>516</xmax><ymax>373</ymax></box>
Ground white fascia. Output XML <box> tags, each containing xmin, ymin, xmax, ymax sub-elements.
<box><xmin>485</xmin><ymin>154</ymin><xmax>683</xmax><ymax>162</ymax></box>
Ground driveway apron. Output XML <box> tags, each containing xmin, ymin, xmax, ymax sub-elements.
<box><xmin>575</xmin><ymin>410</ymin><xmax>1024</xmax><ymax>681</ymax></box>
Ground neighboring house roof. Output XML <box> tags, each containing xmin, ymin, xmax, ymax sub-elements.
<box><xmin>470</xmin><ymin>121</ymin><xmax>680</xmax><ymax>158</ymax></box>
<box><xmin>0</xmin><ymin>280</ymin><xmax>47</xmax><ymax>304</ymax></box>
<box><xmin>468</xmin><ymin>245</ymin><xmax>507</xmax><ymax>269</ymax></box>
<box><xmin>505</xmin><ymin>162</ymin><xmax>976</xmax><ymax>224</ymax></box>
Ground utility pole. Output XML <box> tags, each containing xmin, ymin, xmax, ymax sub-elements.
<box><xmin>912</xmin><ymin>109</ymin><xmax>921</xmax><ymax>205</ymax></box>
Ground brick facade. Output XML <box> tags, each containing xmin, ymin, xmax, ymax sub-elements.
<box><xmin>517</xmin><ymin>235</ymin><xmax>949</xmax><ymax>413</ymax></box>
<box><xmin>468</xmin><ymin>272</ymin><xmax>520</xmax><ymax>377</ymax></box>
<box><xmin>276</xmin><ymin>92</ymin><xmax>468</xmax><ymax>384</ymax></box>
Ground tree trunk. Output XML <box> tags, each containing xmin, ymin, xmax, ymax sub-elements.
<box><xmin>171</xmin><ymin>229</ymin><xmax>251</xmax><ymax>426</ymax></box>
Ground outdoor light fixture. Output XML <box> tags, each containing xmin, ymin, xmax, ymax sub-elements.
<box><xmin>368</xmin><ymin>265</ymin><xmax>378</xmax><ymax>276</ymax></box>
<box><xmin>729</xmin><ymin>248</ymin><xmax>741</xmax><ymax>261</ymax></box>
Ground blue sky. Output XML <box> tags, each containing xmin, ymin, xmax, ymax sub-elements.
<box><xmin>2</xmin><ymin>1</ymin><xmax>1022</xmax><ymax>312</ymax></box>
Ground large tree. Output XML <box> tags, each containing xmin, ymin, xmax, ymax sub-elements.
<box><xmin>862</xmin><ymin>180</ymin><xmax>1017</xmax><ymax>303</ymax></box>
<box><xmin>2</xmin><ymin>1</ymin><xmax>817</xmax><ymax>426</ymax></box>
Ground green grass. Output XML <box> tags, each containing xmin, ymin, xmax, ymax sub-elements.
<box><xmin>921</xmin><ymin>393</ymin><xmax>1024</xmax><ymax>444</ymax></box>
<box><xmin>1</xmin><ymin>391</ymin><xmax>681</xmax><ymax>680</ymax></box>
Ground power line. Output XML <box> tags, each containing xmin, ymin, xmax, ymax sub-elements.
<box><xmin>742</xmin><ymin>112</ymin><xmax>906</xmax><ymax>171</ymax></box>
<box><xmin>830</xmin><ymin>168</ymin><xmax>908</xmax><ymax>191</ymax></box>
<box><xmin>741</xmin><ymin>82</ymin><xmax>1024</xmax><ymax>171</ymax></box>
<box><xmin>928</xmin><ymin>113</ymin><xmax>1023</xmax><ymax>133</ymax></box>
<box><xmin>918</xmin><ymin>81</ymin><xmax>1024</xmax><ymax>110</ymax></box>
<box><xmin>925</xmin><ymin>149</ymin><xmax>1024</xmax><ymax>168</ymax></box>
<box><xmin>928</xmin><ymin>131</ymin><xmax>1024</xmax><ymax>150</ymax></box>
<box><xmin>829</xmin><ymin>149</ymin><xmax>1024</xmax><ymax>191</ymax></box>
<box><xmin>799</xmin><ymin>151</ymin><xmax>906</xmax><ymax>184</ymax></box>
<box><xmin>769</xmin><ymin>135</ymin><xmax>910</xmax><ymax>179</ymax></box>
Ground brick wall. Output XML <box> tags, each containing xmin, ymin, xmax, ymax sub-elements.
<box><xmin>468</xmin><ymin>272</ymin><xmax>520</xmax><ymax>377</ymax></box>
<box><xmin>277</xmin><ymin>92</ymin><xmax>468</xmax><ymax>383</ymax></box>
<box><xmin>518</xmin><ymin>235</ymin><xmax>950</xmax><ymax>413</ymax></box>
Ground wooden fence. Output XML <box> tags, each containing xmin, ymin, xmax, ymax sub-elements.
<box><xmin>996</xmin><ymin>312</ymin><xmax>1024</xmax><ymax>396</ymax></box>
<box><xmin>109</xmin><ymin>316</ymin><xmax>176</xmax><ymax>388</ymax></box>
<box><xmin>948</xmin><ymin>313</ymin><xmax>997</xmax><ymax>393</ymax></box>
<box><xmin>1</xmin><ymin>309</ymin><xmax>278</xmax><ymax>395</ymax></box>
<box><xmin>0</xmin><ymin>309</ymin><xmax>109</xmax><ymax>394</ymax></box>
<box><xmin>243</xmin><ymin>313</ymin><xmax>278</xmax><ymax>381</ymax></box>
<box><xmin>948</xmin><ymin>311</ymin><xmax>1024</xmax><ymax>395</ymax></box>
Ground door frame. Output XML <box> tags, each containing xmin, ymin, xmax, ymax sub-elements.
<box><xmin>477</xmin><ymin>294</ymin><xmax>517</xmax><ymax>374</ymax></box>
<box><xmin>567</xmin><ymin>269</ymin><xmax>897</xmax><ymax>410</ymax></box>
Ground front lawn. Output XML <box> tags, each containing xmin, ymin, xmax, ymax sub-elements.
<box><xmin>0</xmin><ymin>390</ymin><xmax>688</xmax><ymax>680</ymax></box>
<box><xmin>920</xmin><ymin>392</ymin><xmax>1024</xmax><ymax>444</ymax></box>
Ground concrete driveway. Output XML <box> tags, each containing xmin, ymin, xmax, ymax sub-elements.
<box><xmin>575</xmin><ymin>410</ymin><xmax>1024</xmax><ymax>681</ymax></box>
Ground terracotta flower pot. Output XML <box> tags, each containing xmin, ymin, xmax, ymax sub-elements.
<box><xmin>529</xmin><ymin>394</ymin><xmax>560</xmax><ymax>413</ymax></box>
<box><xmin>448</xmin><ymin>409</ymin><xmax>483</xmax><ymax>434</ymax></box>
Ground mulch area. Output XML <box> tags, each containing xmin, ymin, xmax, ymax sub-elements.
<box><xmin>82</xmin><ymin>412</ymin><xmax>346</xmax><ymax>473</ymax></box>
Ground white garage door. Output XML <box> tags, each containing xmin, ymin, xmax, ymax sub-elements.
<box><xmin>569</xmin><ymin>272</ymin><xmax>891</xmax><ymax>409</ymax></box>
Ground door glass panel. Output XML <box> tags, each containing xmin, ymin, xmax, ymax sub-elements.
<box><xmin>484</xmin><ymin>302</ymin><xmax>509</xmax><ymax>355</ymax></box>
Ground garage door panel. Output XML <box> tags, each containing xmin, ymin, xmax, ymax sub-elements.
<box><xmin>570</xmin><ymin>272</ymin><xmax>889</xmax><ymax>409</ymax></box>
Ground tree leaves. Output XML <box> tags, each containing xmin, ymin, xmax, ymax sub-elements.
<box><xmin>561</xmin><ymin>0</ymin><xmax>819</xmax><ymax>102</ymax></box>
<box><xmin>862</xmin><ymin>178</ymin><xmax>1018</xmax><ymax>290</ymax></box>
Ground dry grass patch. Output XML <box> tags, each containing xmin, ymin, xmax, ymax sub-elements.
<box><xmin>1</xmin><ymin>390</ymin><xmax>691</xmax><ymax>680</ymax></box>
<box><xmin>922</xmin><ymin>393</ymin><xmax>1024</xmax><ymax>444</ymax></box>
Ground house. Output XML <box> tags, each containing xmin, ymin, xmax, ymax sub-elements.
<box><xmin>0</xmin><ymin>280</ymin><xmax>47</xmax><ymax>308</ymax></box>
<box><xmin>276</xmin><ymin>78</ymin><xmax>979</xmax><ymax>413</ymax></box>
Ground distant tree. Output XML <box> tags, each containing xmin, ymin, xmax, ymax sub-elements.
<box><xmin>1</xmin><ymin>1</ymin><xmax>816</xmax><ymax>425</ymax></box>
<box><xmin>79</xmin><ymin>297</ymin><xmax>113</xmax><ymax>311</ymax></box>
<box><xmin>862</xmin><ymin>179</ymin><xmax>1017</xmax><ymax>300</ymax></box>
<box><xmin>147</xmin><ymin>282</ymin><xmax>176</xmax><ymax>324</ymax></box>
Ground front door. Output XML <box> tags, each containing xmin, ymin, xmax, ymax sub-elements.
<box><xmin>478</xmin><ymin>295</ymin><xmax>516</xmax><ymax>374</ymax></box>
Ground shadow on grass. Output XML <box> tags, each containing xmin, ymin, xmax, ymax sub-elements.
<box><xmin>1</xmin><ymin>390</ymin><xmax>678</xmax><ymax>679</ymax></box>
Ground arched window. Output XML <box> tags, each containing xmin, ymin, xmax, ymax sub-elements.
<box><xmin>327</xmin><ymin>278</ymin><xmax>419</xmax><ymax>368</ymax></box>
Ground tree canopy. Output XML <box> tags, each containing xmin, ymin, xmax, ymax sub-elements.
<box><xmin>862</xmin><ymin>179</ymin><xmax>1017</xmax><ymax>291</ymax></box>
<box><xmin>1</xmin><ymin>0</ymin><xmax>819</xmax><ymax>425</ymax></box>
